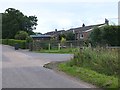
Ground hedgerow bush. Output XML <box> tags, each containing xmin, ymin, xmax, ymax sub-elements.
<box><xmin>0</xmin><ymin>39</ymin><xmax>2</xmax><ymax>44</ymax></box>
<box><xmin>2</xmin><ymin>39</ymin><xmax>26</xmax><ymax>49</ymax></box>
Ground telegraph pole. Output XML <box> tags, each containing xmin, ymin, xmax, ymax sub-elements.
<box><xmin>118</xmin><ymin>1</ymin><xmax>120</xmax><ymax>25</ymax></box>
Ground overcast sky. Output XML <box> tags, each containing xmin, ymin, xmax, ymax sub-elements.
<box><xmin>0</xmin><ymin>0</ymin><xmax>119</xmax><ymax>34</ymax></box>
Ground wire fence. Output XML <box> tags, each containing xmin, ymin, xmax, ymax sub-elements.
<box><xmin>29</xmin><ymin>40</ymin><xmax>120</xmax><ymax>52</ymax></box>
<box><xmin>30</xmin><ymin>40</ymin><xmax>86</xmax><ymax>51</ymax></box>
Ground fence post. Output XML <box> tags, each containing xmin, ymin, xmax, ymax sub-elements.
<box><xmin>88</xmin><ymin>43</ymin><xmax>91</xmax><ymax>48</ymax></box>
<box><xmin>70</xmin><ymin>43</ymin><xmax>73</xmax><ymax>48</ymax></box>
<box><xmin>58</xmin><ymin>43</ymin><xmax>60</xmax><ymax>50</ymax></box>
<box><xmin>48</xmin><ymin>43</ymin><xmax>51</xmax><ymax>51</ymax></box>
<box><xmin>29</xmin><ymin>42</ymin><xmax>33</xmax><ymax>51</ymax></box>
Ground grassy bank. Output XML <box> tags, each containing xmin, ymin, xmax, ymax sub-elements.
<box><xmin>69</xmin><ymin>47</ymin><xmax>118</xmax><ymax>77</ymax></box>
<box><xmin>59</xmin><ymin>63</ymin><xmax>118</xmax><ymax>89</ymax></box>
<box><xmin>58</xmin><ymin>47</ymin><xmax>119</xmax><ymax>89</ymax></box>
<box><xmin>35</xmin><ymin>48</ymin><xmax>78</xmax><ymax>54</ymax></box>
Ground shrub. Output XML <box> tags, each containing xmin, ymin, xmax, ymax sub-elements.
<box><xmin>2</xmin><ymin>39</ymin><xmax>26</xmax><ymax>49</ymax></box>
<box><xmin>89</xmin><ymin>25</ymin><xmax>119</xmax><ymax>46</ymax></box>
<box><xmin>26</xmin><ymin>36</ymin><xmax>33</xmax><ymax>43</ymax></box>
<box><xmin>0</xmin><ymin>39</ymin><xmax>2</xmax><ymax>44</ymax></box>
<box><xmin>15</xmin><ymin>31</ymin><xmax>28</xmax><ymax>40</ymax></box>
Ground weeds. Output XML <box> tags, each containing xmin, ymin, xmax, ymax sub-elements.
<box><xmin>69</xmin><ymin>47</ymin><xmax>118</xmax><ymax>77</ymax></box>
<box><xmin>58</xmin><ymin>47</ymin><xmax>119</xmax><ymax>88</ymax></box>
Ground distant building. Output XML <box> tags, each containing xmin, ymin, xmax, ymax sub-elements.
<box><xmin>68</xmin><ymin>23</ymin><xmax>106</xmax><ymax>40</ymax></box>
<box><xmin>30</xmin><ymin>34</ymin><xmax>51</xmax><ymax>41</ymax></box>
<box><xmin>66</xmin><ymin>19</ymin><xmax>108</xmax><ymax>40</ymax></box>
<box><xmin>44</xmin><ymin>19</ymin><xmax>109</xmax><ymax>41</ymax></box>
<box><xmin>44</xmin><ymin>29</ymin><xmax>65</xmax><ymax>40</ymax></box>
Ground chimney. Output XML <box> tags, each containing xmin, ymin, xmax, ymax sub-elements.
<box><xmin>105</xmin><ymin>18</ymin><xmax>109</xmax><ymax>25</ymax></box>
<box><xmin>55</xmin><ymin>29</ymin><xmax>57</xmax><ymax>32</ymax></box>
<box><xmin>82</xmin><ymin>23</ymin><xmax>85</xmax><ymax>27</ymax></box>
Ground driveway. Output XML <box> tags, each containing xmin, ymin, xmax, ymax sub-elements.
<box><xmin>2</xmin><ymin>45</ymin><xmax>95</xmax><ymax>88</ymax></box>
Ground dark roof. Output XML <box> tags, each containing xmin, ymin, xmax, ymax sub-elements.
<box><xmin>30</xmin><ymin>34</ymin><xmax>51</xmax><ymax>38</ymax></box>
<box><xmin>45</xmin><ymin>30</ymin><xmax>65</xmax><ymax>35</ymax></box>
<box><xmin>44</xmin><ymin>22</ymin><xmax>106</xmax><ymax>35</ymax></box>
<box><xmin>68</xmin><ymin>23</ymin><xmax>105</xmax><ymax>32</ymax></box>
<box><xmin>44</xmin><ymin>31</ymin><xmax>55</xmax><ymax>35</ymax></box>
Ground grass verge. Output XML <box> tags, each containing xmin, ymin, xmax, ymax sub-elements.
<box><xmin>35</xmin><ymin>48</ymin><xmax>78</xmax><ymax>54</ymax></box>
<box><xmin>58</xmin><ymin>62</ymin><xmax>118</xmax><ymax>89</ymax></box>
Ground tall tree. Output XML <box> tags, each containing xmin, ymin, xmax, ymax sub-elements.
<box><xmin>2</xmin><ymin>8</ymin><xmax>37</xmax><ymax>39</ymax></box>
<box><xmin>89</xmin><ymin>25</ymin><xmax>119</xmax><ymax>46</ymax></box>
<box><xmin>89</xmin><ymin>27</ymin><xmax>102</xmax><ymax>46</ymax></box>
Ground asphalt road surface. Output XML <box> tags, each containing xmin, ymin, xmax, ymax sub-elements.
<box><xmin>2</xmin><ymin>45</ymin><xmax>96</xmax><ymax>88</ymax></box>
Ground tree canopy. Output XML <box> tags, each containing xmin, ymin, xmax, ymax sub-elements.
<box><xmin>89</xmin><ymin>25</ymin><xmax>119</xmax><ymax>46</ymax></box>
<box><xmin>66</xmin><ymin>32</ymin><xmax>75</xmax><ymax>40</ymax></box>
<box><xmin>2</xmin><ymin>8</ymin><xmax>38</xmax><ymax>39</ymax></box>
<box><xmin>58</xmin><ymin>32</ymin><xmax>75</xmax><ymax>41</ymax></box>
<box><xmin>15</xmin><ymin>31</ymin><xmax>28</xmax><ymax>40</ymax></box>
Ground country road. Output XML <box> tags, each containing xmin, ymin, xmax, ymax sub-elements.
<box><xmin>2</xmin><ymin>45</ymin><xmax>96</xmax><ymax>88</ymax></box>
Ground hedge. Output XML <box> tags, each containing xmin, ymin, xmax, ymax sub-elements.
<box><xmin>2</xmin><ymin>39</ymin><xmax>27</xmax><ymax>49</ymax></box>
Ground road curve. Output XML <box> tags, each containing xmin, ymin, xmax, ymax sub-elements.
<box><xmin>2</xmin><ymin>45</ymin><xmax>96</xmax><ymax>88</ymax></box>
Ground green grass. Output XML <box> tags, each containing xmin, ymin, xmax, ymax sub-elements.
<box><xmin>58</xmin><ymin>47</ymin><xmax>119</xmax><ymax>89</ymax></box>
<box><xmin>58</xmin><ymin>63</ymin><xmax>118</xmax><ymax>89</ymax></box>
<box><xmin>69</xmin><ymin>47</ymin><xmax>118</xmax><ymax>77</ymax></box>
<box><xmin>35</xmin><ymin>48</ymin><xmax>79</xmax><ymax>54</ymax></box>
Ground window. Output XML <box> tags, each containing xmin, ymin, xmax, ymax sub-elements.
<box><xmin>80</xmin><ymin>34</ymin><xmax>84</xmax><ymax>39</ymax></box>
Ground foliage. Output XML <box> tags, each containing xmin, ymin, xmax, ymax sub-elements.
<box><xmin>68</xmin><ymin>47</ymin><xmax>118</xmax><ymax>77</ymax></box>
<box><xmin>15</xmin><ymin>31</ymin><xmax>28</xmax><ymax>40</ymax></box>
<box><xmin>2</xmin><ymin>8</ymin><xmax>37</xmax><ymax>39</ymax></box>
<box><xmin>89</xmin><ymin>25</ymin><xmax>119</xmax><ymax>46</ymax></box>
<box><xmin>89</xmin><ymin>27</ymin><xmax>102</xmax><ymax>46</ymax></box>
<box><xmin>60</xmin><ymin>37</ymin><xmax>66</xmax><ymax>48</ymax></box>
<box><xmin>59</xmin><ymin>63</ymin><xmax>118</xmax><ymax>88</ymax></box>
<box><xmin>37</xmin><ymin>48</ymin><xmax>76</xmax><ymax>54</ymax></box>
<box><xmin>2</xmin><ymin>39</ymin><xmax>26</xmax><ymax>49</ymax></box>
<box><xmin>66</xmin><ymin>32</ymin><xmax>75</xmax><ymax>40</ymax></box>
<box><xmin>0</xmin><ymin>40</ymin><xmax>1</xmax><ymax>44</ymax></box>
<box><xmin>61</xmin><ymin>37</ymin><xmax>66</xmax><ymax>44</ymax></box>
<box><xmin>102</xmin><ymin>26</ymin><xmax>119</xmax><ymax>46</ymax></box>
<box><xmin>26</xmin><ymin>36</ymin><xmax>33</xmax><ymax>43</ymax></box>
<box><xmin>58</xmin><ymin>34</ymin><xmax>66</xmax><ymax>40</ymax></box>
<box><xmin>58</xmin><ymin>32</ymin><xmax>75</xmax><ymax>41</ymax></box>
